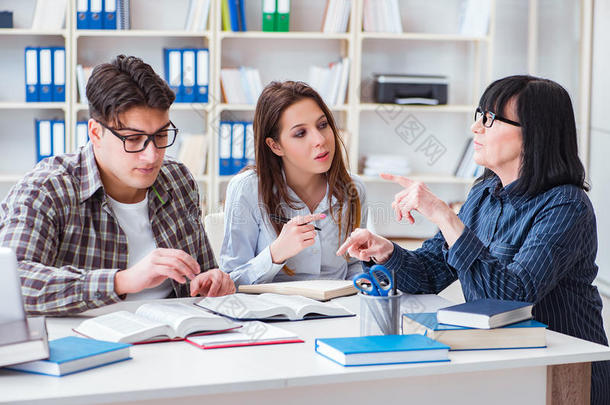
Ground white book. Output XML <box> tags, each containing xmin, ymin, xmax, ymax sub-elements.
<box><xmin>178</xmin><ymin>134</ymin><xmax>208</xmax><ymax>176</ymax></box>
<box><xmin>74</xmin><ymin>302</ymin><xmax>240</xmax><ymax>343</ymax></box>
<box><xmin>31</xmin><ymin>0</ymin><xmax>67</xmax><ymax>30</ymax></box>
<box><xmin>196</xmin><ymin>293</ymin><xmax>354</xmax><ymax>321</ymax></box>
<box><xmin>322</xmin><ymin>0</ymin><xmax>337</xmax><ymax>33</ymax></box>
<box><xmin>238</xmin><ymin>279</ymin><xmax>357</xmax><ymax>301</ymax></box>
<box><xmin>327</xmin><ymin>60</ymin><xmax>342</xmax><ymax>106</ymax></box>
<box><xmin>387</xmin><ymin>0</ymin><xmax>403</xmax><ymax>33</ymax></box>
<box><xmin>339</xmin><ymin>0</ymin><xmax>351</xmax><ymax>33</ymax></box>
<box><xmin>336</xmin><ymin>57</ymin><xmax>350</xmax><ymax>105</ymax></box>
<box><xmin>459</xmin><ymin>0</ymin><xmax>491</xmax><ymax>37</ymax></box>
<box><xmin>220</xmin><ymin>68</ymin><xmax>248</xmax><ymax>104</ymax></box>
<box><xmin>186</xmin><ymin>321</ymin><xmax>302</xmax><ymax>349</ymax></box>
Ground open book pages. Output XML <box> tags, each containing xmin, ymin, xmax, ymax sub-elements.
<box><xmin>195</xmin><ymin>293</ymin><xmax>354</xmax><ymax>321</ymax></box>
<box><xmin>237</xmin><ymin>279</ymin><xmax>358</xmax><ymax>301</ymax></box>
<box><xmin>74</xmin><ymin>302</ymin><xmax>240</xmax><ymax>343</ymax></box>
<box><xmin>186</xmin><ymin>321</ymin><xmax>303</xmax><ymax>349</ymax></box>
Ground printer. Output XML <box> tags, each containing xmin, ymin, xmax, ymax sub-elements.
<box><xmin>374</xmin><ymin>74</ymin><xmax>448</xmax><ymax>105</ymax></box>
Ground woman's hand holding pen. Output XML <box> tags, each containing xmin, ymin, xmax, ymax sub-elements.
<box><xmin>269</xmin><ymin>213</ymin><xmax>326</xmax><ymax>264</ymax></box>
<box><xmin>381</xmin><ymin>173</ymin><xmax>465</xmax><ymax>247</ymax></box>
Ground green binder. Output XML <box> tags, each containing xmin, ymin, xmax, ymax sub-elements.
<box><xmin>221</xmin><ymin>0</ymin><xmax>231</xmax><ymax>31</ymax></box>
<box><xmin>276</xmin><ymin>0</ymin><xmax>290</xmax><ymax>32</ymax></box>
<box><xmin>262</xmin><ymin>0</ymin><xmax>276</xmax><ymax>32</ymax></box>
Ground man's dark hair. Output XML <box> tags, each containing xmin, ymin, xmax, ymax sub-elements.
<box><xmin>86</xmin><ymin>55</ymin><xmax>175</xmax><ymax>126</ymax></box>
<box><xmin>477</xmin><ymin>74</ymin><xmax>588</xmax><ymax>195</ymax></box>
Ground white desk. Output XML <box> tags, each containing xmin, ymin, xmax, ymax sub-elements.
<box><xmin>1</xmin><ymin>296</ymin><xmax>609</xmax><ymax>405</ymax></box>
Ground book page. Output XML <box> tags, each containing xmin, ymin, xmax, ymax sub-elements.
<box><xmin>196</xmin><ymin>294</ymin><xmax>294</xmax><ymax>320</ymax></box>
<box><xmin>258</xmin><ymin>293</ymin><xmax>353</xmax><ymax>319</ymax></box>
<box><xmin>136</xmin><ymin>302</ymin><xmax>237</xmax><ymax>337</ymax></box>
<box><xmin>187</xmin><ymin>321</ymin><xmax>299</xmax><ymax>347</ymax></box>
<box><xmin>75</xmin><ymin>311</ymin><xmax>169</xmax><ymax>343</ymax></box>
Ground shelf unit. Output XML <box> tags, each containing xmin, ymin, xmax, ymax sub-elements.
<box><xmin>0</xmin><ymin>0</ymin><xmax>590</xmax><ymax>238</ymax></box>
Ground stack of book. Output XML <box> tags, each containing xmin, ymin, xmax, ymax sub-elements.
<box><xmin>220</xmin><ymin>67</ymin><xmax>263</xmax><ymax>105</ymax></box>
<box><xmin>362</xmin><ymin>0</ymin><xmax>403</xmax><ymax>33</ymax></box>
<box><xmin>177</xmin><ymin>134</ymin><xmax>208</xmax><ymax>177</ymax></box>
<box><xmin>363</xmin><ymin>154</ymin><xmax>411</xmax><ymax>177</ymax></box>
<box><xmin>308</xmin><ymin>57</ymin><xmax>350</xmax><ymax>107</ymax></box>
<box><xmin>31</xmin><ymin>0</ymin><xmax>67</xmax><ymax>30</ymax></box>
<box><xmin>184</xmin><ymin>0</ymin><xmax>211</xmax><ymax>32</ymax></box>
<box><xmin>403</xmin><ymin>299</ymin><xmax>547</xmax><ymax>351</ymax></box>
<box><xmin>221</xmin><ymin>0</ymin><xmax>247</xmax><ymax>32</ymax></box>
<box><xmin>321</xmin><ymin>0</ymin><xmax>351</xmax><ymax>33</ymax></box>
<box><xmin>75</xmin><ymin>64</ymin><xmax>93</xmax><ymax>103</ymax></box>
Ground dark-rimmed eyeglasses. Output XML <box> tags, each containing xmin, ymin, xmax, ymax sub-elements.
<box><xmin>475</xmin><ymin>107</ymin><xmax>522</xmax><ymax>128</ymax></box>
<box><xmin>97</xmin><ymin>120</ymin><xmax>179</xmax><ymax>153</ymax></box>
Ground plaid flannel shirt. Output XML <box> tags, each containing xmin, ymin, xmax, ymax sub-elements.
<box><xmin>0</xmin><ymin>143</ymin><xmax>216</xmax><ymax>316</ymax></box>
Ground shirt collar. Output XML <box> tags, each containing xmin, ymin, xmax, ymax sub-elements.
<box><xmin>77</xmin><ymin>142</ymin><xmax>172</xmax><ymax>208</ymax></box>
<box><xmin>484</xmin><ymin>175</ymin><xmax>532</xmax><ymax>207</ymax></box>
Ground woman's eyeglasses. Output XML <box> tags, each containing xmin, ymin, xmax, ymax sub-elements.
<box><xmin>475</xmin><ymin>107</ymin><xmax>522</xmax><ymax>128</ymax></box>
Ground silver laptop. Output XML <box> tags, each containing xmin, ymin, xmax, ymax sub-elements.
<box><xmin>0</xmin><ymin>247</ymin><xmax>26</xmax><ymax>323</ymax></box>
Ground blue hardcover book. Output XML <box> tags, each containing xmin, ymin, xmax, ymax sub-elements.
<box><xmin>436</xmin><ymin>298</ymin><xmax>533</xmax><ymax>329</ymax></box>
<box><xmin>238</xmin><ymin>0</ymin><xmax>247</xmax><ymax>31</ymax></box>
<box><xmin>181</xmin><ymin>49</ymin><xmax>196</xmax><ymax>103</ymax></box>
<box><xmin>88</xmin><ymin>0</ymin><xmax>103</xmax><ymax>29</ymax></box>
<box><xmin>103</xmin><ymin>0</ymin><xmax>117</xmax><ymax>29</ymax></box>
<box><xmin>227</xmin><ymin>0</ymin><xmax>240</xmax><ymax>31</ymax></box>
<box><xmin>164</xmin><ymin>48</ymin><xmax>183</xmax><ymax>102</ymax></box>
<box><xmin>51</xmin><ymin>47</ymin><xmax>65</xmax><ymax>102</ymax></box>
<box><xmin>35</xmin><ymin>119</ymin><xmax>53</xmax><ymax>162</ymax></box>
<box><xmin>195</xmin><ymin>48</ymin><xmax>209</xmax><ymax>103</ymax></box>
<box><xmin>315</xmin><ymin>334</ymin><xmax>450</xmax><ymax>367</ymax></box>
<box><xmin>7</xmin><ymin>336</ymin><xmax>131</xmax><ymax>376</ymax></box>
<box><xmin>76</xmin><ymin>0</ymin><xmax>89</xmax><ymax>29</ymax></box>
<box><xmin>38</xmin><ymin>48</ymin><xmax>53</xmax><ymax>102</ymax></box>
<box><xmin>403</xmin><ymin>312</ymin><xmax>547</xmax><ymax>351</ymax></box>
<box><xmin>24</xmin><ymin>47</ymin><xmax>39</xmax><ymax>102</ymax></box>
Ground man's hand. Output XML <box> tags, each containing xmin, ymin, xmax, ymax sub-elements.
<box><xmin>189</xmin><ymin>268</ymin><xmax>236</xmax><ymax>297</ymax></box>
<box><xmin>336</xmin><ymin>228</ymin><xmax>394</xmax><ymax>264</ymax></box>
<box><xmin>114</xmin><ymin>248</ymin><xmax>201</xmax><ymax>295</ymax></box>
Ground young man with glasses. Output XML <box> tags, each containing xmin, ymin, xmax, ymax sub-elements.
<box><xmin>0</xmin><ymin>55</ymin><xmax>235</xmax><ymax>316</ymax></box>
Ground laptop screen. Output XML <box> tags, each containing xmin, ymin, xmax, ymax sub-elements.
<box><xmin>0</xmin><ymin>247</ymin><xmax>26</xmax><ymax>323</ymax></box>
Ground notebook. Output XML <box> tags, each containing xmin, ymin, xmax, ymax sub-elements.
<box><xmin>403</xmin><ymin>312</ymin><xmax>547</xmax><ymax>350</ymax></box>
<box><xmin>315</xmin><ymin>334</ymin><xmax>450</xmax><ymax>366</ymax></box>
<box><xmin>436</xmin><ymin>298</ymin><xmax>533</xmax><ymax>329</ymax></box>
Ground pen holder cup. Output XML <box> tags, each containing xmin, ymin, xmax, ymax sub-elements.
<box><xmin>359</xmin><ymin>291</ymin><xmax>402</xmax><ymax>336</ymax></box>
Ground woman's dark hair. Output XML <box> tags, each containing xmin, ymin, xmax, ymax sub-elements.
<box><xmin>253</xmin><ymin>81</ymin><xmax>361</xmax><ymax>275</ymax></box>
<box><xmin>476</xmin><ymin>74</ymin><xmax>588</xmax><ymax>194</ymax></box>
<box><xmin>86</xmin><ymin>55</ymin><xmax>175</xmax><ymax>126</ymax></box>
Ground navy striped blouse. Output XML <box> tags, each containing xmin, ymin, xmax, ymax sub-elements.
<box><xmin>380</xmin><ymin>175</ymin><xmax>609</xmax><ymax>403</ymax></box>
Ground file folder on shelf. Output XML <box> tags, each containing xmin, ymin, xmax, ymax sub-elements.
<box><xmin>276</xmin><ymin>0</ymin><xmax>290</xmax><ymax>32</ymax></box>
<box><xmin>36</xmin><ymin>120</ymin><xmax>53</xmax><ymax>162</ymax></box>
<box><xmin>228</xmin><ymin>0</ymin><xmax>240</xmax><ymax>31</ymax></box>
<box><xmin>231</xmin><ymin>122</ymin><xmax>245</xmax><ymax>174</ymax></box>
<box><xmin>52</xmin><ymin>120</ymin><xmax>65</xmax><ymax>156</ymax></box>
<box><xmin>52</xmin><ymin>47</ymin><xmax>65</xmax><ymax>102</ymax></box>
<box><xmin>164</xmin><ymin>49</ymin><xmax>183</xmax><ymax>102</ymax></box>
<box><xmin>76</xmin><ymin>0</ymin><xmax>88</xmax><ymax>29</ymax></box>
<box><xmin>196</xmin><ymin>49</ymin><xmax>209</xmax><ymax>103</ymax></box>
<box><xmin>245</xmin><ymin>123</ymin><xmax>254</xmax><ymax>166</ymax></box>
<box><xmin>219</xmin><ymin>122</ymin><xmax>232</xmax><ymax>175</ymax></box>
<box><xmin>25</xmin><ymin>47</ymin><xmax>39</xmax><ymax>102</ymax></box>
<box><xmin>221</xmin><ymin>0</ymin><xmax>231</xmax><ymax>31</ymax></box>
<box><xmin>88</xmin><ymin>0</ymin><xmax>103</xmax><ymax>29</ymax></box>
<box><xmin>103</xmin><ymin>0</ymin><xmax>117</xmax><ymax>29</ymax></box>
<box><xmin>75</xmin><ymin>121</ymin><xmax>89</xmax><ymax>150</ymax></box>
<box><xmin>181</xmin><ymin>49</ymin><xmax>196</xmax><ymax>103</ymax></box>
<box><xmin>38</xmin><ymin>48</ymin><xmax>53</xmax><ymax>102</ymax></box>
<box><xmin>262</xmin><ymin>0</ymin><xmax>276</xmax><ymax>31</ymax></box>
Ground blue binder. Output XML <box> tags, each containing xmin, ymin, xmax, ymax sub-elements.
<box><xmin>244</xmin><ymin>122</ymin><xmax>254</xmax><ymax>166</ymax></box>
<box><xmin>52</xmin><ymin>120</ymin><xmax>65</xmax><ymax>156</ymax></box>
<box><xmin>51</xmin><ymin>47</ymin><xmax>65</xmax><ymax>102</ymax></box>
<box><xmin>35</xmin><ymin>119</ymin><xmax>53</xmax><ymax>162</ymax></box>
<box><xmin>103</xmin><ymin>0</ymin><xmax>116</xmax><ymax>29</ymax></box>
<box><xmin>181</xmin><ymin>49</ymin><xmax>196</xmax><ymax>103</ymax></box>
<box><xmin>195</xmin><ymin>48</ymin><xmax>209</xmax><ymax>103</ymax></box>
<box><xmin>228</xmin><ymin>0</ymin><xmax>240</xmax><ymax>31</ymax></box>
<box><xmin>88</xmin><ymin>0</ymin><xmax>103</xmax><ymax>29</ymax></box>
<box><xmin>76</xmin><ymin>0</ymin><xmax>89</xmax><ymax>29</ymax></box>
<box><xmin>219</xmin><ymin>122</ymin><xmax>232</xmax><ymax>175</ymax></box>
<box><xmin>164</xmin><ymin>48</ymin><xmax>183</xmax><ymax>102</ymax></box>
<box><xmin>24</xmin><ymin>47</ymin><xmax>39</xmax><ymax>102</ymax></box>
<box><xmin>38</xmin><ymin>48</ymin><xmax>53</xmax><ymax>102</ymax></box>
<box><xmin>238</xmin><ymin>0</ymin><xmax>246</xmax><ymax>31</ymax></box>
<box><xmin>231</xmin><ymin>122</ymin><xmax>245</xmax><ymax>174</ymax></box>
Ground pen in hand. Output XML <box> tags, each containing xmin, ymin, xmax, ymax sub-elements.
<box><xmin>269</xmin><ymin>214</ymin><xmax>322</xmax><ymax>231</ymax></box>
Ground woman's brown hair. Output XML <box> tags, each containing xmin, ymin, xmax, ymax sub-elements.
<box><xmin>253</xmin><ymin>81</ymin><xmax>361</xmax><ymax>274</ymax></box>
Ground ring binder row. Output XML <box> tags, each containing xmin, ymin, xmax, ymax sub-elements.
<box><xmin>261</xmin><ymin>0</ymin><xmax>290</xmax><ymax>32</ymax></box>
<box><xmin>24</xmin><ymin>47</ymin><xmax>66</xmax><ymax>103</ymax></box>
<box><xmin>163</xmin><ymin>48</ymin><xmax>209</xmax><ymax>104</ymax></box>
<box><xmin>35</xmin><ymin>120</ymin><xmax>90</xmax><ymax>163</ymax></box>
<box><xmin>77</xmin><ymin>0</ymin><xmax>130</xmax><ymax>30</ymax></box>
<box><xmin>218</xmin><ymin>121</ymin><xmax>254</xmax><ymax>176</ymax></box>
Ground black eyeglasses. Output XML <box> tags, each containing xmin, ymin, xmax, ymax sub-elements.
<box><xmin>474</xmin><ymin>107</ymin><xmax>522</xmax><ymax>128</ymax></box>
<box><xmin>97</xmin><ymin>120</ymin><xmax>179</xmax><ymax>153</ymax></box>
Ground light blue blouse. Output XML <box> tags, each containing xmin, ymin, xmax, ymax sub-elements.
<box><xmin>220</xmin><ymin>170</ymin><xmax>367</xmax><ymax>286</ymax></box>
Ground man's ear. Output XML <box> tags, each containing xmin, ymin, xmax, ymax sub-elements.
<box><xmin>265</xmin><ymin>137</ymin><xmax>284</xmax><ymax>157</ymax></box>
<box><xmin>88</xmin><ymin>119</ymin><xmax>103</xmax><ymax>147</ymax></box>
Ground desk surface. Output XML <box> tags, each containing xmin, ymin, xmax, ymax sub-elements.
<box><xmin>2</xmin><ymin>295</ymin><xmax>610</xmax><ymax>405</ymax></box>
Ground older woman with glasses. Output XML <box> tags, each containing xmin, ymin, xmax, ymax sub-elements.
<box><xmin>337</xmin><ymin>75</ymin><xmax>609</xmax><ymax>403</ymax></box>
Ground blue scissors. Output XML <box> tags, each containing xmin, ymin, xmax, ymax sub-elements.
<box><xmin>353</xmin><ymin>264</ymin><xmax>394</xmax><ymax>296</ymax></box>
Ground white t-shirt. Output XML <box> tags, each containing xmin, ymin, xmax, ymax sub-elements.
<box><xmin>107</xmin><ymin>195</ymin><xmax>172</xmax><ymax>301</ymax></box>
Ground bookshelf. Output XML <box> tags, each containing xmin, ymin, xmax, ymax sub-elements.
<box><xmin>0</xmin><ymin>0</ymin><xmax>592</xmax><ymax>239</ymax></box>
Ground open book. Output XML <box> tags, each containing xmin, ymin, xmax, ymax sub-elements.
<box><xmin>74</xmin><ymin>302</ymin><xmax>240</xmax><ymax>344</ymax></box>
<box><xmin>186</xmin><ymin>321</ymin><xmax>303</xmax><ymax>349</ymax></box>
<box><xmin>195</xmin><ymin>293</ymin><xmax>354</xmax><ymax>321</ymax></box>
<box><xmin>238</xmin><ymin>279</ymin><xmax>357</xmax><ymax>301</ymax></box>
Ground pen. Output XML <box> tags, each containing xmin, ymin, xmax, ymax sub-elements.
<box><xmin>269</xmin><ymin>214</ymin><xmax>322</xmax><ymax>231</ymax></box>
<box><xmin>392</xmin><ymin>269</ymin><xmax>397</xmax><ymax>296</ymax></box>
